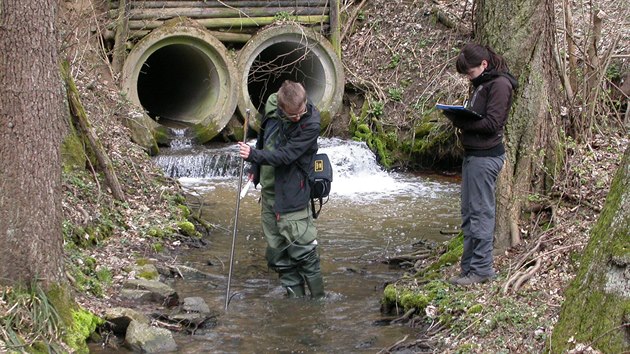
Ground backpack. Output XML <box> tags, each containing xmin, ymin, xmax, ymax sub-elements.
<box><xmin>307</xmin><ymin>153</ymin><xmax>333</xmax><ymax>219</ymax></box>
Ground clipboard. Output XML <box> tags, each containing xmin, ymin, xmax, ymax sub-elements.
<box><xmin>436</xmin><ymin>104</ymin><xmax>483</xmax><ymax>120</ymax></box>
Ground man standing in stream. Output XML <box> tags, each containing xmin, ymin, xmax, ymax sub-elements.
<box><xmin>238</xmin><ymin>80</ymin><xmax>325</xmax><ymax>299</ymax></box>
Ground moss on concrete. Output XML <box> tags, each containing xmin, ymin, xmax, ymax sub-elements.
<box><xmin>189</xmin><ymin>122</ymin><xmax>221</xmax><ymax>144</ymax></box>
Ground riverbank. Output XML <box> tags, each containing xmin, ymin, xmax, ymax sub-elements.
<box><xmin>378</xmin><ymin>133</ymin><xmax>628</xmax><ymax>353</ymax></box>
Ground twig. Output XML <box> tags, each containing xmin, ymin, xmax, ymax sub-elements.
<box><xmin>339</xmin><ymin>0</ymin><xmax>368</xmax><ymax>44</ymax></box>
<box><xmin>391</xmin><ymin>308</ymin><xmax>416</xmax><ymax>324</ymax></box>
<box><xmin>377</xmin><ymin>334</ymin><xmax>409</xmax><ymax>354</ymax></box>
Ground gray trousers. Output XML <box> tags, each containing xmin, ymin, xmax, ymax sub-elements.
<box><xmin>460</xmin><ymin>154</ymin><xmax>505</xmax><ymax>277</ymax></box>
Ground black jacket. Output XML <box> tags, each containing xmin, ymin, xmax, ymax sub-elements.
<box><xmin>448</xmin><ymin>70</ymin><xmax>518</xmax><ymax>156</ymax></box>
<box><xmin>247</xmin><ymin>102</ymin><xmax>320</xmax><ymax>214</ymax></box>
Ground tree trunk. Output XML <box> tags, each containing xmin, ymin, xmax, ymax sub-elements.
<box><xmin>551</xmin><ymin>146</ymin><xmax>630</xmax><ymax>352</ymax></box>
<box><xmin>475</xmin><ymin>0</ymin><xmax>562</xmax><ymax>250</ymax></box>
<box><xmin>0</xmin><ymin>0</ymin><xmax>65</xmax><ymax>286</ymax></box>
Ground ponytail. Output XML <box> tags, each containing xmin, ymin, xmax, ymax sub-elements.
<box><xmin>485</xmin><ymin>45</ymin><xmax>509</xmax><ymax>73</ymax></box>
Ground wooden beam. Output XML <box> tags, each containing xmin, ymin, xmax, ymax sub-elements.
<box><xmin>127</xmin><ymin>15</ymin><xmax>329</xmax><ymax>30</ymax></box>
<box><xmin>329</xmin><ymin>0</ymin><xmax>341</xmax><ymax>58</ymax></box>
<box><xmin>126</xmin><ymin>6</ymin><xmax>328</xmax><ymax>20</ymax></box>
<box><xmin>111</xmin><ymin>0</ymin><xmax>331</xmax><ymax>9</ymax></box>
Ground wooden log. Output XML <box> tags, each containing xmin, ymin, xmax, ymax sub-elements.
<box><xmin>328</xmin><ymin>0</ymin><xmax>340</xmax><ymax>58</ymax></box>
<box><xmin>107</xmin><ymin>25</ymin><xmax>328</xmax><ymax>43</ymax></box>
<box><xmin>111</xmin><ymin>1</ymin><xmax>330</xmax><ymax>9</ymax></box>
<box><xmin>127</xmin><ymin>29</ymin><xmax>253</xmax><ymax>42</ymax></box>
<box><xmin>61</xmin><ymin>61</ymin><xmax>126</xmax><ymax>202</ymax></box>
<box><xmin>127</xmin><ymin>15</ymin><xmax>329</xmax><ymax>30</ymax></box>
<box><xmin>126</xmin><ymin>6</ymin><xmax>329</xmax><ymax>20</ymax></box>
<box><xmin>111</xmin><ymin>0</ymin><xmax>130</xmax><ymax>74</ymax></box>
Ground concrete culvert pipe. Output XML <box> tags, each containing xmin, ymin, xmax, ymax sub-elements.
<box><xmin>236</xmin><ymin>24</ymin><xmax>344</xmax><ymax>130</ymax></box>
<box><xmin>121</xmin><ymin>18</ymin><xmax>238</xmax><ymax>145</ymax></box>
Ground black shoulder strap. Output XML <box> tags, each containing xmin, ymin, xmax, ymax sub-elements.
<box><xmin>311</xmin><ymin>197</ymin><xmax>322</xmax><ymax>219</ymax></box>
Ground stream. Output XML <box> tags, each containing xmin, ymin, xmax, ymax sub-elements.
<box><xmin>152</xmin><ymin>137</ymin><xmax>461</xmax><ymax>352</ymax></box>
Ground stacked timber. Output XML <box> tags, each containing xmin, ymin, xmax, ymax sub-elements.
<box><xmin>109</xmin><ymin>0</ymin><xmax>335</xmax><ymax>43</ymax></box>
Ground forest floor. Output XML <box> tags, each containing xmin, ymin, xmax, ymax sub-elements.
<box><xmin>1</xmin><ymin>0</ymin><xmax>628</xmax><ymax>353</ymax></box>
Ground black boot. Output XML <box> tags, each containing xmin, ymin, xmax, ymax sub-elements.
<box><xmin>286</xmin><ymin>284</ymin><xmax>306</xmax><ymax>298</ymax></box>
<box><xmin>305</xmin><ymin>275</ymin><xmax>325</xmax><ymax>299</ymax></box>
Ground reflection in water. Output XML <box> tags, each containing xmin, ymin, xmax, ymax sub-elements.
<box><xmin>155</xmin><ymin>138</ymin><xmax>461</xmax><ymax>352</ymax></box>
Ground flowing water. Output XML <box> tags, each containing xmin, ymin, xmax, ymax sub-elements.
<box><xmin>146</xmin><ymin>136</ymin><xmax>461</xmax><ymax>353</ymax></box>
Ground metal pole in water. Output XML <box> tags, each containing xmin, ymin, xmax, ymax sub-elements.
<box><xmin>225</xmin><ymin>109</ymin><xmax>249</xmax><ymax>311</ymax></box>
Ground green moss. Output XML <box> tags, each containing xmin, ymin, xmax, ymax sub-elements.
<box><xmin>383</xmin><ymin>280</ymin><xmax>450</xmax><ymax>313</ymax></box>
<box><xmin>400</xmin><ymin>292</ymin><xmax>429</xmax><ymax>310</ymax></box>
<box><xmin>28</xmin><ymin>341</ymin><xmax>51</xmax><ymax>354</ymax></box>
<box><xmin>551</xmin><ymin>148</ymin><xmax>630</xmax><ymax>352</ymax></box>
<box><xmin>467</xmin><ymin>304</ymin><xmax>483</xmax><ymax>314</ymax></box>
<box><xmin>177</xmin><ymin>204</ymin><xmax>191</xmax><ymax>218</ymax></box>
<box><xmin>135</xmin><ymin>264</ymin><xmax>159</xmax><ymax>280</ymax></box>
<box><xmin>61</xmin><ymin>132</ymin><xmax>87</xmax><ymax>173</ymax></box>
<box><xmin>66</xmin><ymin>308</ymin><xmax>103</xmax><ymax>354</ymax></box>
<box><xmin>147</xmin><ymin>227</ymin><xmax>168</xmax><ymax>238</ymax></box>
<box><xmin>177</xmin><ymin>221</ymin><xmax>197</xmax><ymax>236</ymax></box>
<box><xmin>421</xmin><ymin>233</ymin><xmax>463</xmax><ymax>275</ymax></box>
<box><xmin>319</xmin><ymin>110</ymin><xmax>332</xmax><ymax>130</ymax></box>
<box><xmin>189</xmin><ymin>122</ymin><xmax>220</xmax><ymax>144</ymax></box>
<box><xmin>152</xmin><ymin>242</ymin><xmax>164</xmax><ymax>253</ymax></box>
<box><xmin>47</xmin><ymin>283</ymin><xmax>102</xmax><ymax>354</ymax></box>
<box><xmin>172</xmin><ymin>194</ymin><xmax>187</xmax><ymax>204</ymax></box>
<box><xmin>152</xmin><ymin>125</ymin><xmax>171</xmax><ymax>146</ymax></box>
<box><xmin>136</xmin><ymin>258</ymin><xmax>151</xmax><ymax>266</ymax></box>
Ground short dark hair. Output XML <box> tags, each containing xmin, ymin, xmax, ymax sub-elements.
<box><xmin>455</xmin><ymin>43</ymin><xmax>509</xmax><ymax>74</ymax></box>
<box><xmin>277</xmin><ymin>80</ymin><xmax>306</xmax><ymax>112</ymax></box>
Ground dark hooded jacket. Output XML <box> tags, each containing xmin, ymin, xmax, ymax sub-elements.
<box><xmin>246</xmin><ymin>101</ymin><xmax>320</xmax><ymax>214</ymax></box>
<box><xmin>447</xmin><ymin>69</ymin><xmax>518</xmax><ymax>157</ymax></box>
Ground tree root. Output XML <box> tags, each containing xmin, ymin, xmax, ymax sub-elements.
<box><xmin>391</xmin><ymin>308</ymin><xmax>416</xmax><ymax>324</ymax></box>
<box><xmin>377</xmin><ymin>334</ymin><xmax>409</xmax><ymax>354</ymax></box>
<box><xmin>512</xmin><ymin>258</ymin><xmax>542</xmax><ymax>292</ymax></box>
<box><xmin>503</xmin><ymin>232</ymin><xmax>550</xmax><ymax>294</ymax></box>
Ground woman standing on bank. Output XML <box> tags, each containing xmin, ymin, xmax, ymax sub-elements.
<box><xmin>445</xmin><ymin>43</ymin><xmax>518</xmax><ymax>286</ymax></box>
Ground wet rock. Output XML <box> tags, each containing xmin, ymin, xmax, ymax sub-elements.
<box><xmin>132</xmin><ymin>264</ymin><xmax>160</xmax><ymax>280</ymax></box>
<box><xmin>104</xmin><ymin>307</ymin><xmax>150</xmax><ymax>335</ymax></box>
<box><xmin>152</xmin><ymin>296</ymin><xmax>218</xmax><ymax>334</ymax></box>
<box><xmin>160</xmin><ymin>264</ymin><xmax>225</xmax><ymax>284</ymax></box>
<box><xmin>182</xmin><ymin>296</ymin><xmax>210</xmax><ymax>314</ymax></box>
<box><xmin>120</xmin><ymin>289</ymin><xmax>154</xmax><ymax>302</ymax></box>
<box><xmin>125</xmin><ymin>320</ymin><xmax>177</xmax><ymax>353</ymax></box>
<box><xmin>123</xmin><ymin>278</ymin><xmax>179</xmax><ymax>307</ymax></box>
<box><xmin>156</xmin><ymin>311</ymin><xmax>219</xmax><ymax>334</ymax></box>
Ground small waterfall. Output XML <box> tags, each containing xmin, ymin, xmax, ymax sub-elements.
<box><xmin>153</xmin><ymin>137</ymin><xmax>457</xmax><ymax>200</ymax></box>
<box><xmin>168</xmin><ymin>127</ymin><xmax>193</xmax><ymax>150</ymax></box>
<box><xmin>154</xmin><ymin>143</ymin><xmax>244</xmax><ymax>178</ymax></box>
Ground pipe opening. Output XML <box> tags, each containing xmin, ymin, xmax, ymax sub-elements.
<box><xmin>237</xmin><ymin>25</ymin><xmax>344</xmax><ymax>128</ymax></box>
<box><xmin>138</xmin><ymin>44</ymin><xmax>220</xmax><ymax>124</ymax></box>
<box><xmin>247</xmin><ymin>42</ymin><xmax>326</xmax><ymax>112</ymax></box>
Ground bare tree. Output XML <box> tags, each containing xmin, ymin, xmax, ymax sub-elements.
<box><xmin>0</xmin><ymin>0</ymin><xmax>66</xmax><ymax>286</ymax></box>
<box><xmin>474</xmin><ymin>0</ymin><xmax>563</xmax><ymax>250</ymax></box>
